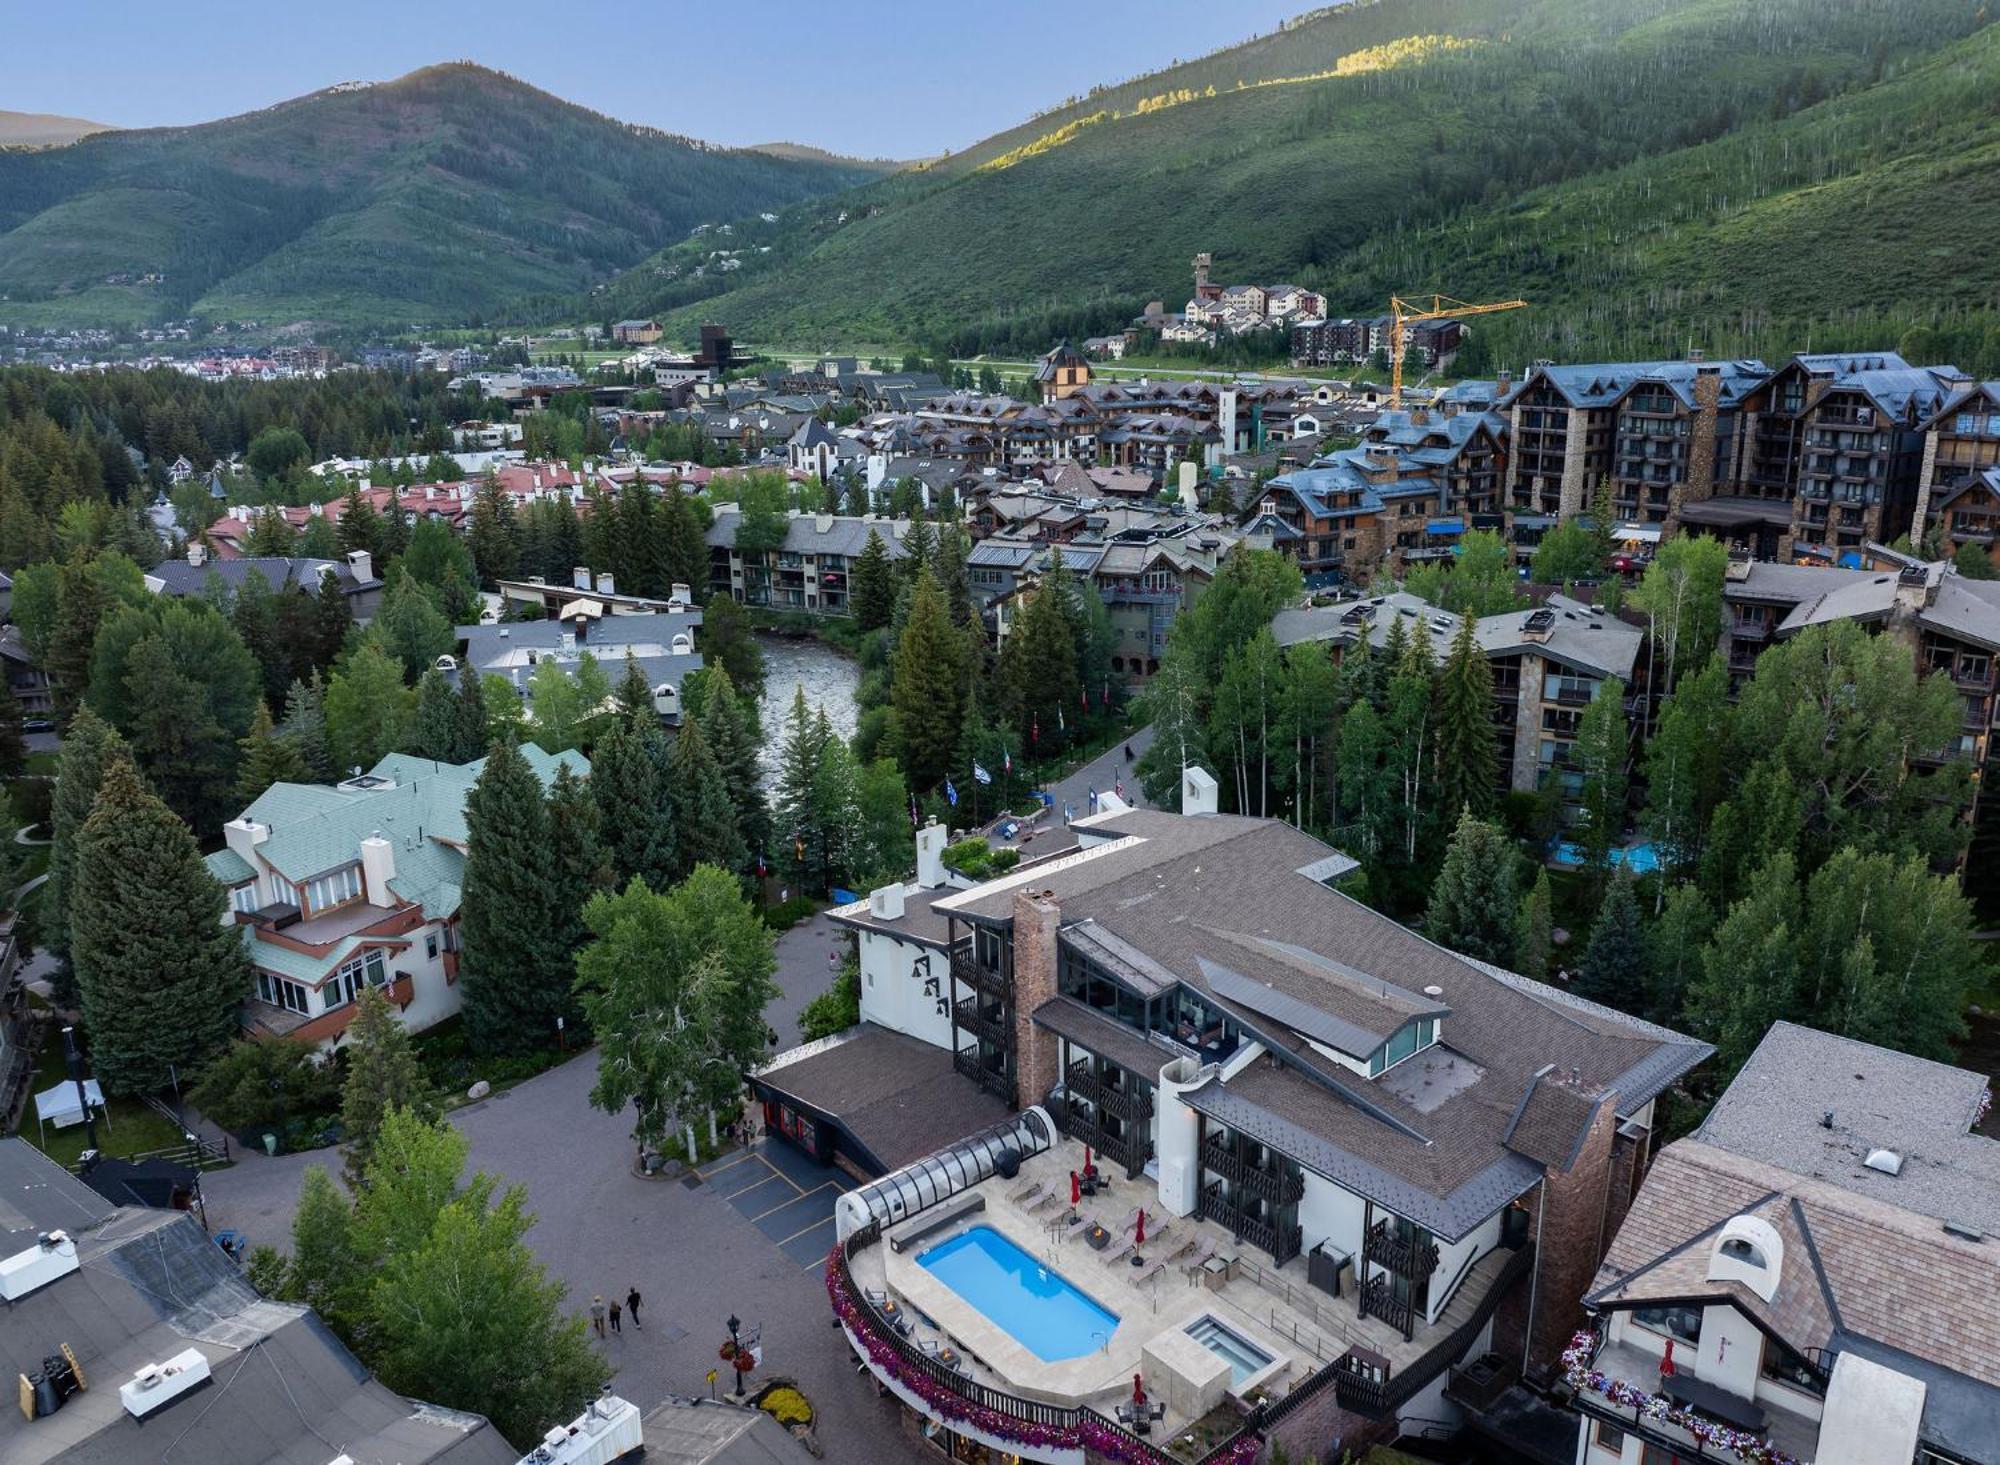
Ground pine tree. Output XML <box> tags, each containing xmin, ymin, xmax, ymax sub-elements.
<box><xmin>660</xmin><ymin>486</ymin><xmax>706</xmax><ymax>599</ymax></box>
<box><xmin>1423</xmin><ymin>808</ymin><xmax>1519</xmax><ymax>966</ymax></box>
<box><xmin>547</xmin><ymin>764</ymin><xmax>611</xmax><ymax>989</ymax></box>
<box><xmin>0</xmin><ymin>677</ymin><xmax>25</xmax><ymax>779</ymax></box>
<box><xmin>70</xmin><ymin>754</ymin><xmax>251</xmax><ymax>1094</ymax></box>
<box><xmin>852</xmin><ymin>527</ymin><xmax>895</xmax><ymax>631</ymax></box>
<box><xmin>237</xmin><ymin>700</ymin><xmax>309</xmax><ymax>804</ymax></box>
<box><xmin>1574</xmin><ymin>868</ymin><xmax>1647</xmax><ymax>1009</ymax></box>
<box><xmin>324</xmin><ymin>642</ymin><xmax>415</xmax><ymax>775</ymax></box>
<box><xmin>1573</xmin><ymin>677</ymin><xmax>1630</xmax><ymax>877</ymax></box>
<box><xmin>458</xmin><ymin>742</ymin><xmax>566</xmax><ymax>1055</ymax></box>
<box><xmin>1517</xmin><ymin>867</ymin><xmax>1555</xmax><ymax>980</ymax></box>
<box><xmin>997</xmin><ymin>575</ymin><xmax>1082</xmax><ymax>758</ymax></box>
<box><xmin>773</xmin><ymin>688</ymin><xmax>826</xmax><ymax>886</ymax></box>
<box><xmin>1432</xmin><ymin>615</ymin><xmax>1498</xmax><ymax>822</ymax></box>
<box><xmin>313</xmin><ymin>569</ymin><xmax>353</xmax><ymax>668</ymax></box>
<box><xmin>614</xmin><ymin>652</ymin><xmax>653</xmax><ymax>723</ymax></box>
<box><xmin>890</xmin><ymin>568</ymin><xmax>967</xmax><ymax>794</ymax></box>
<box><xmin>589</xmin><ymin>720</ymin><xmax>675</xmax><ymax>889</ymax></box>
<box><xmin>46</xmin><ymin>709</ymin><xmax>125</xmax><ymax>962</ymax></box>
<box><xmin>451</xmin><ymin>663</ymin><xmax>488</xmax><ymax>763</ymax></box>
<box><xmin>48</xmin><ymin>552</ymin><xmax>110</xmax><ymax>723</ymax></box>
<box><xmin>466</xmin><ymin>474</ymin><xmax>520</xmax><ymax>585</ymax></box>
<box><xmin>697</xmin><ymin>666</ymin><xmax>767</xmax><ymax>857</ymax></box>
<box><xmin>340</xmin><ymin>987</ymin><xmax>440</xmax><ymax>1188</ymax></box>
<box><xmin>901</xmin><ymin>517</ymin><xmax>937</xmax><ymax>583</ymax></box>
<box><xmin>284</xmin><ymin>673</ymin><xmax>332</xmax><ymax>780</ymax></box>
<box><xmin>670</xmin><ymin>717</ymin><xmax>747</xmax><ymax>875</ymax></box>
<box><xmin>409</xmin><ymin>668</ymin><xmax>462</xmax><ymax>761</ymax></box>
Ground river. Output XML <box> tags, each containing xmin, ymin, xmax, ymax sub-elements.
<box><xmin>754</xmin><ymin>633</ymin><xmax>862</xmax><ymax>789</ymax></box>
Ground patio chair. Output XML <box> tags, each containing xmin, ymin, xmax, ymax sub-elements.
<box><xmin>864</xmin><ymin>1287</ymin><xmax>889</xmax><ymax>1308</ymax></box>
<box><xmin>1011</xmin><ymin>1179</ymin><xmax>1048</xmax><ymax>1207</ymax></box>
<box><xmin>1024</xmin><ymin>1187</ymin><xmax>1062</xmax><ymax>1215</ymax></box>
<box><xmin>1179</xmin><ymin>1237</ymin><xmax>1216</xmax><ymax>1277</ymax></box>
<box><xmin>1124</xmin><ymin>1207</ymin><xmax>1156</xmax><ymax>1236</ymax></box>
<box><xmin>1063</xmin><ymin>1209</ymin><xmax>1096</xmax><ymax>1238</ymax></box>
<box><xmin>918</xmin><ymin>1339</ymin><xmax>941</xmax><ymax>1358</ymax></box>
<box><xmin>1100</xmin><ymin>1234</ymin><xmax>1135</xmax><ymax>1265</ymax></box>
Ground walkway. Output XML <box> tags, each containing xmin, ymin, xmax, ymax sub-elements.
<box><xmin>695</xmin><ymin>1137</ymin><xmax>854</xmax><ymax>1270</ymax></box>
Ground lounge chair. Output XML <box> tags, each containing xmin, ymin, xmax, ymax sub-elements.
<box><xmin>1011</xmin><ymin>1180</ymin><xmax>1049</xmax><ymax>1207</ymax></box>
<box><xmin>1100</xmin><ymin>1234</ymin><xmax>1135</xmax><ymax>1265</ymax></box>
<box><xmin>1024</xmin><ymin>1187</ymin><xmax>1061</xmax><ymax>1215</ymax></box>
<box><xmin>1063</xmin><ymin>1210</ymin><xmax>1096</xmax><ymax>1238</ymax></box>
<box><xmin>1124</xmin><ymin>1207</ymin><xmax>1156</xmax><ymax>1236</ymax></box>
<box><xmin>918</xmin><ymin>1339</ymin><xmax>941</xmax><ymax>1358</ymax></box>
<box><xmin>864</xmin><ymin>1287</ymin><xmax>889</xmax><ymax>1308</ymax></box>
<box><xmin>1179</xmin><ymin>1238</ymin><xmax>1216</xmax><ymax>1276</ymax></box>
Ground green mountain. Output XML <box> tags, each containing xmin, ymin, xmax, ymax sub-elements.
<box><xmin>0</xmin><ymin>65</ymin><xmax>885</xmax><ymax>329</ymax></box>
<box><xmin>597</xmin><ymin>0</ymin><xmax>2000</xmax><ymax>372</ymax></box>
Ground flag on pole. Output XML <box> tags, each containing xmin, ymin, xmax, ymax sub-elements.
<box><xmin>1030</xmin><ymin>716</ymin><xmax>1039</xmax><ymax>746</ymax></box>
<box><xmin>945</xmin><ymin>778</ymin><xmax>959</xmax><ymax>807</ymax></box>
<box><xmin>1080</xmin><ymin>686</ymin><xmax>1089</xmax><ymax>715</ymax></box>
<box><xmin>1004</xmin><ymin>749</ymin><xmax>1013</xmax><ymax>774</ymax></box>
<box><xmin>1057</xmin><ymin>705</ymin><xmax>1066</xmax><ymax>733</ymax></box>
<box><xmin>1101</xmin><ymin>682</ymin><xmax>1111</xmax><ymax>709</ymax></box>
<box><xmin>973</xmin><ymin>763</ymin><xmax>993</xmax><ymax>786</ymax></box>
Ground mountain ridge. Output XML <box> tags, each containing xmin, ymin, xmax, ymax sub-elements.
<box><xmin>0</xmin><ymin>109</ymin><xmax>113</xmax><ymax>149</ymax></box>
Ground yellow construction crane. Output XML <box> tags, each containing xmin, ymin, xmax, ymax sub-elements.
<box><xmin>1389</xmin><ymin>294</ymin><xmax>1528</xmax><ymax>408</ymax></box>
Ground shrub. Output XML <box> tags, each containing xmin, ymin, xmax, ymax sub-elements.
<box><xmin>190</xmin><ymin>1038</ymin><xmax>339</xmax><ymax>1137</ymax></box>
<box><xmin>798</xmin><ymin>958</ymin><xmax>860</xmax><ymax>1041</ymax></box>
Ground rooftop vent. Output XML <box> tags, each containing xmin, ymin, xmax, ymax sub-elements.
<box><xmin>0</xmin><ymin>1230</ymin><xmax>78</xmax><ymax>1301</ymax></box>
<box><xmin>1422</xmin><ymin>985</ymin><xmax>1444</xmax><ymax>998</ymax></box>
<box><xmin>1863</xmin><ymin>1148</ymin><xmax>1905</xmax><ymax>1176</ymax></box>
<box><xmin>1943</xmin><ymin>1219</ymin><xmax>1984</xmax><ymax>1243</ymax></box>
<box><xmin>119</xmin><ymin>1348</ymin><xmax>212</xmax><ymax>1418</ymax></box>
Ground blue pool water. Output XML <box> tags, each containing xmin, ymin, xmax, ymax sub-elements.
<box><xmin>1185</xmin><ymin>1315</ymin><xmax>1274</xmax><ymax>1387</ymax></box>
<box><xmin>1552</xmin><ymin>840</ymin><xmax>1661</xmax><ymax>875</ymax></box>
<box><xmin>917</xmin><ymin>1226</ymin><xmax>1120</xmax><ymax>1362</ymax></box>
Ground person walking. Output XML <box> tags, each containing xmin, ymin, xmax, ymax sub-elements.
<box><xmin>627</xmin><ymin>1286</ymin><xmax>644</xmax><ymax>1330</ymax></box>
<box><xmin>608</xmin><ymin>1298</ymin><xmax>622</xmax><ymax>1334</ymax></box>
<box><xmin>590</xmin><ymin>1295</ymin><xmax>607</xmax><ymax>1339</ymax></box>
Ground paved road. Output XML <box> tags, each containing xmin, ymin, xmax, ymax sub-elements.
<box><xmin>994</xmin><ymin>724</ymin><xmax>1156</xmax><ymax>852</ymax></box>
<box><xmin>199</xmin><ymin>916</ymin><xmax>926</xmax><ymax>1465</ymax></box>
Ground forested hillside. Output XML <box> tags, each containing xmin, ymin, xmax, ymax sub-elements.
<box><xmin>0</xmin><ymin>65</ymin><xmax>885</xmax><ymax>329</ymax></box>
<box><xmin>596</xmin><ymin>0</ymin><xmax>2000</xmax><ymax>370</ymax></box>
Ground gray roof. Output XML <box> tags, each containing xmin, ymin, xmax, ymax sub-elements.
<box><xmin>706</xmin><ymin>508</ymin><xmax>910</xmax><ymax>559</ymax></box>
<box><xmin>148</xmin><ymin>556</ymin><xmax>379</xmax><ymax>597</ymax></box>
<box><xmin>1695</xmin><ymin>1021</ymin><xmax>2000</xmax><ymax>1235</ymax></box>
<box><xmin>1755</xmin><ymin>561</ymin><xmax>2000</xmax><ymax>653</ymax></box>
<box><xmin>826</xmin><ymin>882</ymin><xmax>960</xmax><ymax>950</ymax></box>
<box><xmin>751</xmin><ymin>1023</ymin><xmax>1009</xmax><ymax>1173</ymax></box>
<box><xmin>640</xmin><ymin>1398</ymin><xmax>802</xmax><ymax>1465</ymax></box>
<box><xmin>1274</xmin><ymin>592</ymin><xmax>1642</xmax><ymax>681</ymax></box>
<box><xmin>0</xmin><ymin>1192</ymin><xmax>514</xmax><ymax>1465</ymax></box>
<box><xmin>0</xmin><ymin>1137</ymin><xmax>118</xmax><ymax>1248</ymax></box>
<box><xmin>456</xmin><ymin>613</ymin><xmax>705</xmax><ymax>698</ymax></box>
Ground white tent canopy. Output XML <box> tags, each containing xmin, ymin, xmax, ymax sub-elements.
<box><xmin>35</xmin><ymin>1078</ymin><xmax>110</xmax><ymax>1144</ymax></box>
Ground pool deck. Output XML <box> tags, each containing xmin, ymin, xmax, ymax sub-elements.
<box><xmin>850</xmin><ymin>1136</ymin><xmax>1493</xmax><ymax>1433</ymax></box>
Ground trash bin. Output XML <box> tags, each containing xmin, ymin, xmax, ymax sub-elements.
<box><xmin>262</xmin><ymin>1132</ymin><xmax>278</xmax><ymax>1156</ymax></box>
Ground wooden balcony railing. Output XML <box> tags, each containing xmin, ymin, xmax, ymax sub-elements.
<box><xmin>1364</xmin><ymin>1218</ymin><xmax>1440</xmax><ymax>1282</ymax></box>
<box><xmin>953</xmin><ymin>997</ymin><xmax>1010</xmax><ymax>1047</ymax></box>
<box><xmin>1064</xmin><ymin>1061</ymin><xmax>1153</xmax><ymax>1124</ymax></box>
<box><xmin>1201</xmin><ymin>1137</ymin><xmax>1305</xmax><ymax>1205</ymax></box>
<box><xmin>952</xmin><ymin>1047</ymin><xmax>1012</xmax><ymax>1101</ymax></box>
<box><xmin>1358</xmin><ymin>1272</ymin><xmax>1416</xmax><ymax>1340</ymax></box>
<box><xmin>950</xmin><ymin>950</ymin><xmax>1008</xmax><ymax>999</ymax></box>
<box><xmin>1198</xmin><ymin>1182</ymin><xmax>1302</xmax><ymax>1267</ymax></box>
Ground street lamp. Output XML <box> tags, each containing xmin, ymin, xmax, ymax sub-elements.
<box><xmin>726</xmin><ymin>1314</ymin><xmax>746</xmax><ymax>1398</ymax></box>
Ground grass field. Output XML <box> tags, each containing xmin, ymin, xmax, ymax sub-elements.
<box><xmin>21</xmin><ymin>1013</ymin><xmax>190</xmax><ymax>1170</ymax></box>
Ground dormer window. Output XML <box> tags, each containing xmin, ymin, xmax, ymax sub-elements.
<box><xmin>1706</xmin><ymin>1214</ymin><xmax>1784</xmax><ymax>1301</ymax></box>
<box><xmin>1368</xmin><ymin>1017</ymin><xmax>1441</xmax><ymax>1077</ymax></box>
<box><xmin>1719</xmin><ymin>1236</ymin><xmax>1766</xmax><ymax>1267</ymax></box>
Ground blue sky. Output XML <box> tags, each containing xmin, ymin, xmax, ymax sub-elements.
<box><xmin>8</xmin><ymin>0</ymin><xmax>1308</xmax><ymax>157</ymax></box>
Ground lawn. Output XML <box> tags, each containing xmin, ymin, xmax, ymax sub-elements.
<box><xmin>21</xmin><ymin>1022</ymin><xmax>190</xmax><ymax>1170</ymax></box>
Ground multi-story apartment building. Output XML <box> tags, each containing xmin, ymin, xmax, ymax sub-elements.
<box><xmin>1273</xmin><ymin>592</ymin><xmax>1643</xmax><ymax>815</ymax></box>
<box><xmin>775</xmin><ymin>784</ymin><xmax>1708</xmax><ymax>1462</ymax></box>
<box><xmin>705</xmin><ymin>509</ymin><xmax>910</xmax><ymax>615</ymax></box>
<box><xmin>1570</xmin><ymin>1021</ymin><xmax>2000</xmax><ymax>1465</ymax></box>
<box><xmin>452</xmin><ymin>604</ymin><xmax>703</xmax><ymax>722</ymax></box>
<box><xmin>206</xmin><ymin>745</ymin><xmax>586</xmax><ymax>1049</ymax></box>
<box><xmin>1912</xmin><ymin>380</ymin><xmax>2000</xmax><ymax>560</ymax></box>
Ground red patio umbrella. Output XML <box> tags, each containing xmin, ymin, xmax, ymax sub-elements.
<box><xmin>1070</xmin><ymin>1170</ymin><xmax>1081</xmax><ymax>1206</ymax></box>
<box><xmin>1134</xmin><ymin>1210</ymin><xmax>1146</xmax><ymax>1245</ymax></box>
<box><xmin>1083</xmin><ymin>1145</ymin><xmax>1094</xmax><ymax>1176</ymax></box>
<box><xmin>1133</xmin><ymin>1374</ymin><xmax>1146</xmax><ymax>1405</ymax></box>
<box><xmin>1661</xmin><ymin>1338</ymin><xmax>1676</xmax><ymax>1378</ymax></box>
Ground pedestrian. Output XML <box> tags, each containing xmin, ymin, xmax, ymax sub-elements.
<box><xmin>627</xmin><ymin>1286</ymin><xmax>643</xmax><ymax>1330</ymax></box>
<box><xmin>589</xmin><ymin>1295</ymin><xmax>607</xmax><ymax>1339</ymax></box>
<box><xmin>608</xmin><ymin>1298</ymin><xmax>622</xmax><ymax>1334</ymax></box>
<box><xmin>1124</xmin><ymin>743</ymin><xmax>1134</xmax><ymax>761</ymax></box>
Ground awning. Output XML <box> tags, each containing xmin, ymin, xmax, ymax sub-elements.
<box><xmin>1676</xmin><ymin>497</ymin><xmax>1793</xmax><ymax>529</ymax></box>
<box><xmin>1511</xmin><ymin>514</ymin><xmax>1557</xmax><ymax>530</ymax></box>
<box><xmin>1425</xmin><ymin>518</ymin><xmax>1465</xmax><ymax>535</ymax></box>
<box><xmin>1615</xmin><ymin>523</ymin><xmax>1663</xmax><ymax>544</ymax></box>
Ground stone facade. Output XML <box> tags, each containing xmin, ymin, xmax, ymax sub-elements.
<box><xmin>1524</xmin><ymin>1091</ymin><xmax>1620</xmax><ymax>1372</ymax></box>
<box><xmin>1011</xmin><ymin>888</ymin><xmax>1063</xmax><ymax>1109</ymax></box>
<box><xmin>1559</xmin><ymin>408</ymin><xmax>1591</xmax><ymax>518</ymax></box>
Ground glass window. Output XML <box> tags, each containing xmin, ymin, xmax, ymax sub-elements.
<box><xmin>1591</xmin><ymin>1420</ymin><xmax>1627</xmax><ymax>1455</ymax></box>
<box><xmin>1633</xmin><ymin>1305</ymin><xmax>1702</xmax><ymax>1345</ymax></box>
<box><xmin>231</xmin><ymin>884</ymin><xmax>260</xmax><ymax>915</ymax></box>
<box><xmin>426</xmin><ymin>934</ymin><xmax>439</xmax><ymax>960</ymax></box>
<box><xmin>258</xmin><ymin>972</ymin><xmax>274</xmax><ymax>1004</ymax></box>
<box><xmin>364</xmin><ymin>950</ymin><xmax>388</xmax><ymax>986</ymax></box>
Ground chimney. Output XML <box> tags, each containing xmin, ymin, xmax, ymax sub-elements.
<box><xmin>573</xmin><ymin>565</ymin><xmax>592</xmax><ymax>591</ymax></box>
<box><xmin>1496</xmin><ymin>367</ymin><xmax>1514</xmax><ymax>397</ymax></box>
<box><xmin>359</xmin><ymin>832</ymin><xmax>397</xmax><ymax>908</ymax></box>
<box><xmin>573</xmin><ymin>614</ymin><xmax>589</xmax><ymax>646</ymax></box>
<box><xmin>186</xmin><ymin>541</ymin><xmax>206</xmax><ymax>568</ymax></box>
<box><xmin>596</xmin><ymin>572</ymin><xmax>616</xmax><ymax>596</ymax></box>
<box><xmin>1180</xmin><ymin>766</ymin><xmax>1219</xmax><ymax>817</ymax></box>
<box><xmin>1010</xmin><ymin>888</ymin><xmax>1062</xmax><ymax>1109</ymax></box>
<box><xmin>223</xmin><ymin>816</ymin><xmax>270</xmax><ymax>870</ymax></box>
<box><xmin>915</xmin><ymin>820</ymin><xmax>948</xmax><ymax>889</ymax></box>
<box><xmin>345</xmin><ymin>548</ymin><xmax>372</xmax><ymax>584</ymax></box>
<box><xmin>1687</xmin><ymin>347</ymin><xmax>1707</xmax><ymax>364</ymax></box>
<box><xmin>867</xmin><ymin>882</ymin><xmax>906</xmax><ymax>921</ymax></box>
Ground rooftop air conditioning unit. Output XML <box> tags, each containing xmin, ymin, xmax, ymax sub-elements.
<box><xmin>119</xmin><ymin>1348</ymin><xmax>212</xmax><ymax>1418</ymax></box>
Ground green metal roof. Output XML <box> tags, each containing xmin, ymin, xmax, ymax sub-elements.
<box><xmin>205</xmin><ymin>847</ymin><xmax>255</xmax><ymax>885</ymax></box>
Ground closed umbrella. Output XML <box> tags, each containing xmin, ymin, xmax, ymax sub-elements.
<box><xmin>1070</xmin><ymin>1170</ymin><xmax>1081</xmax><ymax>1206</ymax></box>
<box><xmin>1134</xmin><ymin>1210</ymin><xmax>1145</xmax><ymax>1245</ymax></box>
<box><xmin>1661</xmin><ymin>1339</ymin><xmax>1676</xmax><ymax>1378</ymax></box>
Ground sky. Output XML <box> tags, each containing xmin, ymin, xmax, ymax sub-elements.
<box><xmin>5</xmin><ymin>0</ymin><xmax>1310</xmax><ymax>158</ymax></box>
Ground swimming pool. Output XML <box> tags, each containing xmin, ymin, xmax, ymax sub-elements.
<box><xmin>1552</xmin><ymin>840</ymin><xmax>1660</xmax><ymax>875</ymax></box>
<box><xmin>917</xmin><ymin>1226</ymin><xmax>1119</xmax><ymax>1362</ymax></box>
<box><xmin>1184</xmin><ymin>1315</ymin><xmax>1274</xmax><ymax>1387</ymax></box>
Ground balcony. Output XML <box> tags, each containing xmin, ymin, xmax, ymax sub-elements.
<box><xmin>1364</xmin><ymin>1218</ymin><xmax>1440</xmax><ymax>1281</ymax></box>
<box><xmin>1201</xmin><ymin>1137</ymin><xmax>1305</xmax><ymax>1204</ymax></box>
<box><xmin>1051</xmin><ymin>1098</ymin><xmax>1150</xmax><ymax>1177</ymax></box>
<box><xmin>1357</xmin><ymin>1272</ymin><xmax>1415</xmax><ymax>1340</ymax></box>
<box><xmin>950</xmin><ymin>949</ymin><xmax>1008</xmax><ymax>999</ymax></box>
<box><xmin>952</xmin><ymin>1047</ymin><xmax>1012</xmax><ymax>1101</ymax></box>
<box><xmin>953</xmin><ymin>997</ymin><xmax>1010</xmax><ymax>1048</ymax></box>
<box><xmin>1064</xmin><ymin>1061</ymin><xmax>1153</xmax><ymax>1124</ymax></box>
<box><xmin>1197</xmin><ymin>1181</ymin><xmax>1302</xmax><ymax>1266</ymax></box>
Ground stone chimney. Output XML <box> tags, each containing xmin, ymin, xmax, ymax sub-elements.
<box><xmin>359</xmin><ymin>832</ymin><xmax>397</xmax><ymax>908</ymax></box>
<box><xmin>1011</xmin><ymin>888</ymin><xmax>1062</xmax><ymax>1109</ymax></box>
<box><xmin>1495</xmin><ymin>367</ymin><xmax>1514</xmax><ymax>398</ymax></box>
<box><xmin>1180</xmin><ymin>766</ymin><xmax>1219</xmax><ymax>817</ymax></box>
<box><xmin>915</xmin><ymin>820</ymin><xmax>949</xmax><ymax>889</ymax></box>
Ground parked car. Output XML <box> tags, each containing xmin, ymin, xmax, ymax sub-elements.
<box><xmin>22</xmin><ymin>718</ymin><xmax>53</xmax><ymax>733</ymax></box>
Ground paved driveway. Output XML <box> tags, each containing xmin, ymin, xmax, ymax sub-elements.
<box><xmin>200</xmin><ymin>916</ymin><xmax>925</xmax><ymax>1465</ymax></box>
